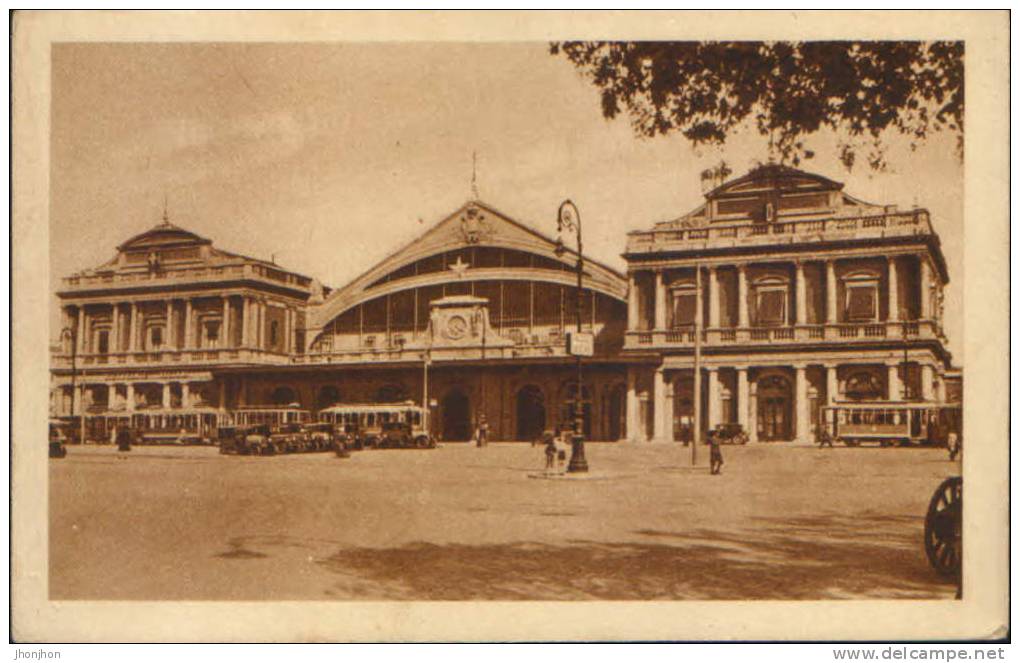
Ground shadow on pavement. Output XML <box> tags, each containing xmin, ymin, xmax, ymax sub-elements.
<box><xmin>314</xmin><ymin>512</ymin><xmax>956</xmax><ymax>600</ymax></box>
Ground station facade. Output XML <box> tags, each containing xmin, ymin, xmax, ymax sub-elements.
<box><xmin>51</xmin><ymin>165</ymin><xmax>960</xmax><ymax>443</ymax></box>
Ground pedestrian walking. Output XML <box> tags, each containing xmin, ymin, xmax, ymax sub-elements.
<box><xmin>817</xmin><ymin>426</ymin><xmax>834</xmax><ymax>448</ymax></box>
<box><xmin>116</xmin><ymin>426</ymin><xmax>133</xmax><ymax>453</ymax></box>
<box><xmin>709</xmin><ymin>430</ymin><xmax>724</xmax><ymax>475</ymax></box>
<box><xmin>947</xmin><ymin>431</ymin><xmax>961</xmax><ymax>461</ymax></box>
<box><xmin>477</xmin><ymin>413</ymin><xmax>489</xmax><ymax>447</ymax></box>
<box><xmin>544</xmin><ymin>431</ymin><xmax>557</xmax><ymax>470</ymax></box>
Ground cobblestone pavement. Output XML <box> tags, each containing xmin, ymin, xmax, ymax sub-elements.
<box><xmin>49</xmin><ymin>442</ymin><xmax>961</xmax><ymax>600</ymax></box>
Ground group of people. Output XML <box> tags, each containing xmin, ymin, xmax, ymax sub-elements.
<box><xmin>539</xmin><ymin>424</ymin><xmax>572</xmax><ymax>471</ymax></box>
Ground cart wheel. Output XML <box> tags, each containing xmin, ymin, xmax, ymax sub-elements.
<box><xmin>924</xmin><ymin>477</ymin><xmax>962</xmax><ymax>579</ymax></box>
<box><xmin>415</xmin><ymin>435</ymin><xmax>429</xmax><ymax>449</ymax></box>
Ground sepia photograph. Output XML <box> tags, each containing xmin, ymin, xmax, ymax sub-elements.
<box><xmin>11</xmin><ymin>10</ymin><xmax>1009</xmax><ymax>644</ymax></box>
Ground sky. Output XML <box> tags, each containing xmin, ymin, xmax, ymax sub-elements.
<box><xmin>50</xmin><ymin>42</ymin><xmax>964</xmax><ymax>360</ymax></box>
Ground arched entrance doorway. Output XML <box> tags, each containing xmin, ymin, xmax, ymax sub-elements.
<box><xmin>757</xmin><ymin>374</ymin><xmax>792</xmax><ymax>441</ymax></box>
<box><xmin>317</xmin><ymin>385</ymin><xmax>341</xmax><ymax>409</ymax></box>
<box><xmin>270</xmin><ymin>386</ymin><xmax>297</xmax><ymax>406</ymax></box>
<box><xmin>377</xmin><ymin>383</ymin><xmax>409</xmax><ymax>402</ymax></box>
<box><xmin>607</xmin><ymin>383</ymin><xmax>627</xmax><ymax>441</ymax></box>
<box><xmin>441</xmin><ymin>388</ymin><xmax>472</xmax><ymax>441</ymax></box>
<box><xmin>515</xmin><ymin>385</ymin><xmax>546</xmax><ymax>441</ymax></box>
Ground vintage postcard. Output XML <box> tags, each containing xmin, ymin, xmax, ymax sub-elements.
<box><xmin>10</xmin><ymin>10</ymin><xmax>1009</xmax><ymax>642</ymax></box>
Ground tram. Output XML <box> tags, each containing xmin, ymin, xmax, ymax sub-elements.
<box><xmin>318</xmin><ymin>401</ymin><xmax>431</xmax><ymax>449</ymax></box>
<box><xmin>73</xmin><ymin>408</ymin><xmax>226</xmax><ymax>444</ymax></box>
<box><xmin>226</xmin><ymin>405</ymin><xmax>312</xmax><ymax>427</ymax></box>
<box><xmin>819</xmin><ymin>402</ymin><xmax>962</xmax><ymax>447</ymax></box>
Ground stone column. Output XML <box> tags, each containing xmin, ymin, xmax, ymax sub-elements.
<box><xmin>219</xmin><ymin>381</ymin><xmax>227</xmax><ymax>412</ymax></box>
<box><xmin>826</xmin><ymin>260</ymin><xmax>837</xmax><ymax>324</ymax></box>
<box><xmin>653</xmin><ymin>366</ymin><xmax>668</xmax><ymax>441</ymax></box>
<box><xmin>654</xmin><ymin>271</ymin><xmax>666</xmax><ymax>330</ymax></box>
<box><xmin>662</xmin><ymin>376</ymin><xmax>675</xmax><ymax>443</ymax></box>
<box><xmin>164</xmin><ymin>300</ymin><xmax>175</xmax><ymax>349</ymax></box>
<box><xmin>921</xmin><ymin>364</ymin><xmax>935</xmax><ymax>401</ymax></box>
<box><xmin>826</xmin><ymin>365</ymin><xmax>839</xmax><ymax>405</ymax></box>
<box><xmin>181</xmin><ymin>382</ymin><xmax>190</xmax><ymax>409</ymax></box>
<box><xmin>794</xmin><ymin>365</ymin><xmax>809</xmax><ymax>441</ymax></box>
<box><xmin>887</xmin><ymin>362</ymin><xmax>902</xmax><ymax>401</ymax></box>
<box><xmin>737</xmin><ymin>265</ymin><xmax>749</xmax><ymax>328</ymax></box>
<box><xmin>221</xmin><ymin>297</ymin><xmax>230</xmax><ymax>349</ymax></box>
<box><xmin>748</xmin><ymin>379</ymin><xmax>759</xmax><ymax>443</ymax></box>
<box><xmin>162</xmin><ymin>382</ymin><xmax>172</xmax><ymax>409</ymax></box>
<box><xmin>240</xmin><ymin>296</ymin><xmax>249</xmax><ymax>348</ymax></box>
<box><xmin>128</xmin><ymin>303</ymin><xmax>137</xmax><ymax>352</ymax></box>
<box><xmin>627</xmin><ymin>273</ymin><xmax>640</xmax><ymax>331</ymax></box>
<box><xmin>77</xmin><ymin>306</ymin><xmax>87</xmax><ymax>354</ymax></box>
<box><xmin>736</xmin><ymin>367</ymin><xmax>749</xmax><ymax>432</ymax></box>
<box><xmin>888</xmin><ymin>256</ymin><xmax>900</xmax><ymax>322</ymax></box>
<box><xmin>184</xmin><ymin>299</ymin><xmax>193</xmax><ymax>350</ymax></box>
<box><xmin>919</xmin><ymin>256</ymin><xmax>932</xmax><ymax>319</ymax></box>
<box><xmin>795</xmin><ymin>261</ymin><xmax>807</xmax><ymax>325</ymax></box>
<box><xmin>707</xmin><ymin>266</ymin><xmax>720</xmax><ymax>328</ymax></box>
<box><xmin>110</xmin><ymin>305</ymin><xmax>119</xmax><ymax>354</ymax></box>
<box><xmin>706</xmin><ymin>367</ymin><xmax>720</xmax><ymax>430</ymax></box>
<box><xmin>626</xmin><ymin>366</ymin><xmax>641</xmax><ymax>441</ymax></box>
<box><xmin>256</xmin><ymin>300</ymin><xmax>265</xmax><ymax>349</ymax></box>
<box><xmin>126</xmin><ymin>383</ymin><xmax>135</xmax><ymax>412</ymax></box>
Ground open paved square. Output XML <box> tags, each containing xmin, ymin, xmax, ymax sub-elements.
<box><xmin>49</xmin><ymin>442</ymin><xmax>960</xmax><ymax>601</ymax></box>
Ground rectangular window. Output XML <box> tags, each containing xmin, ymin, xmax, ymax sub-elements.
<box><xmin>97</xmin><ymin>330</ymin><xmax>109</xmax><ymax>355</ymax></box>
<box><xmin>756</xmin><ymin>290</ymin><xmax>786</xmax><ymax>326</ymax></box>
<box><xmin>151</xmin><ymin>327</ymin><xmax>163</xmax><ymax>348</ymax></box>
<box><xmin>846</xmin><ymin>285</ymin><xmax>877</xmax><ymax>321</ymax></box>
<box><xmin>672</xmin><ymin>293</ymin><xmax>696</xmax><ymax>327</ymax></box>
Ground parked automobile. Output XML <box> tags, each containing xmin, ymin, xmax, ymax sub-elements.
<box><xmin>217</xmin><ymin>425</ymin><xmax>248</xmax><ymax>454</ymax></box>
<box><xmin>243</xmin><ymin>424</ymin><xmax>275</xmax><ymax>455</ymax></box>
<box><xmin>301</xmin><ymin>422</ymin><xmax>336</xmax><ymax>452</ymax></box>
<box><xmin>269</xmin><ymin>423</ymin><xmax>308</xmax><ymax>453</ymax></box>
<box><xmin>378</xmin><ymin>420</ymin><xmax>436</xmax><ymax>449</ymax></box>
<box><xmin>711</xmin><ymin>423</ymin><xmax>749</xmax><ymax>445</ymax></box>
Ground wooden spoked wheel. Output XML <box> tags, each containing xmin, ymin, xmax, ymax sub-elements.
<box><xmin>924</xmin><ymin>477</ymin><xmax>962</xmax><ymax>578</ymax></box>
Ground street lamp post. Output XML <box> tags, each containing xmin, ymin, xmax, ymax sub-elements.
<box><xmin>60</xmin><ymin>326</ymin><xmax>79</xmax><ymax>443</ymax></box>
<box><xmin>556</xmin><ymin>200</ymin><xmax>589</xmax><ymax>473</ymax></box>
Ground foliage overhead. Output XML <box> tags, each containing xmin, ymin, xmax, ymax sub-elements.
<box><xmin>550</xmin><ymin>41</ymin><xmax>963</xmax><ymax>171</ymax></box>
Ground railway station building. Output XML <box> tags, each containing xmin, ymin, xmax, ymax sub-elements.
<box><xmin>51</xmin><ymin>164</ymin><xmax>960</xmax><ymax>443</ymax></box>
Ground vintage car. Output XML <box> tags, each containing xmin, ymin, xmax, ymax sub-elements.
<box><xmin>925</xmin><ymin>476</ymin><xmax>962</xmax><ymax>590</ymax></box>
<box><xmin>378</xmin><ymin>420</ymin><xmax>436</xmax><ymax>449</ymax></box>
<box><xmin>48</xmin><ymin>419</ymin><xmax>74</xmax><ymax>458</ymax></box>
<box><xmin>270</xmin><ymin>423</ymin><xmax>308</xmax><ymax>454</ymax></box>
<box><xmin>217</xmin><ymin>425</ymin><xmax>249</xmax><ymax>454</ymax></box>
<box><xmin>301</xmin><ymin>422</ymin><xmax>336</xmax><ymax>452</ymax></box>
<box><xmin>242</xmin><ymin>424</ymin><xmax>276</xmax><ymax>455</ymax></box>
<box><xmin>711</xmin><ymin>423</ymin><xmax>749</xmax><ymax>445</ymax></box>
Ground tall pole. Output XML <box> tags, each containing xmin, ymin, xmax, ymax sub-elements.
<box><xmin>62</xmin><ymin>327</ymin><xmax>78</xmax><ymax>443</ymax></box>
<box><xmin>558</xmin><ymin>200</ymin><xmax>588</xmax><ymax>473</ymax></box>
<box><xmin>422</xmin><ymin>350</ymin><xmax>430</xmax><ymax>434</ymax></box>
<box><xmin>692</xmin><ymin>264</ymin><xmax>702</xmax><ymax>466</ymax></box>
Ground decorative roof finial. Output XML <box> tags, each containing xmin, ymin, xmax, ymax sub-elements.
<box><xmin>471</xmin><ymin>151</ymin><xmax>479</xmax><ymax>200</ymax></box>
<box><xmin>161</xmin><ymin>193</ymin><xmax>170</xmax><ymax>226</ymax></box>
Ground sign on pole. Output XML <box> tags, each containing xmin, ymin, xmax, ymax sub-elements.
<box><xmin>566</xmin><ymin>331</ymin><xmax>594</xmax><ymax>357</ymax></box>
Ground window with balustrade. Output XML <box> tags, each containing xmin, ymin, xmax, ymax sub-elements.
<box><xmin>843</xmin><ymin>272</ymin><xmax>880</xmax><ymax>323</ymax></box>
<box><xmin>752</xmin><ymin>277</ymin><xmax>788</xmax><ymax>327</ymax></box>
<box><xmin>670</xmin><ymin>285</ymin><xmax>696</xmax><ymax>327</ymax></box>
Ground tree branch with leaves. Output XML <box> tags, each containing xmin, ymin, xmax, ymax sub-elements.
<box><xmin>550</xmin><ymin>41</ymin><xmax>963</xmax><ymax>171</ymax></box>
